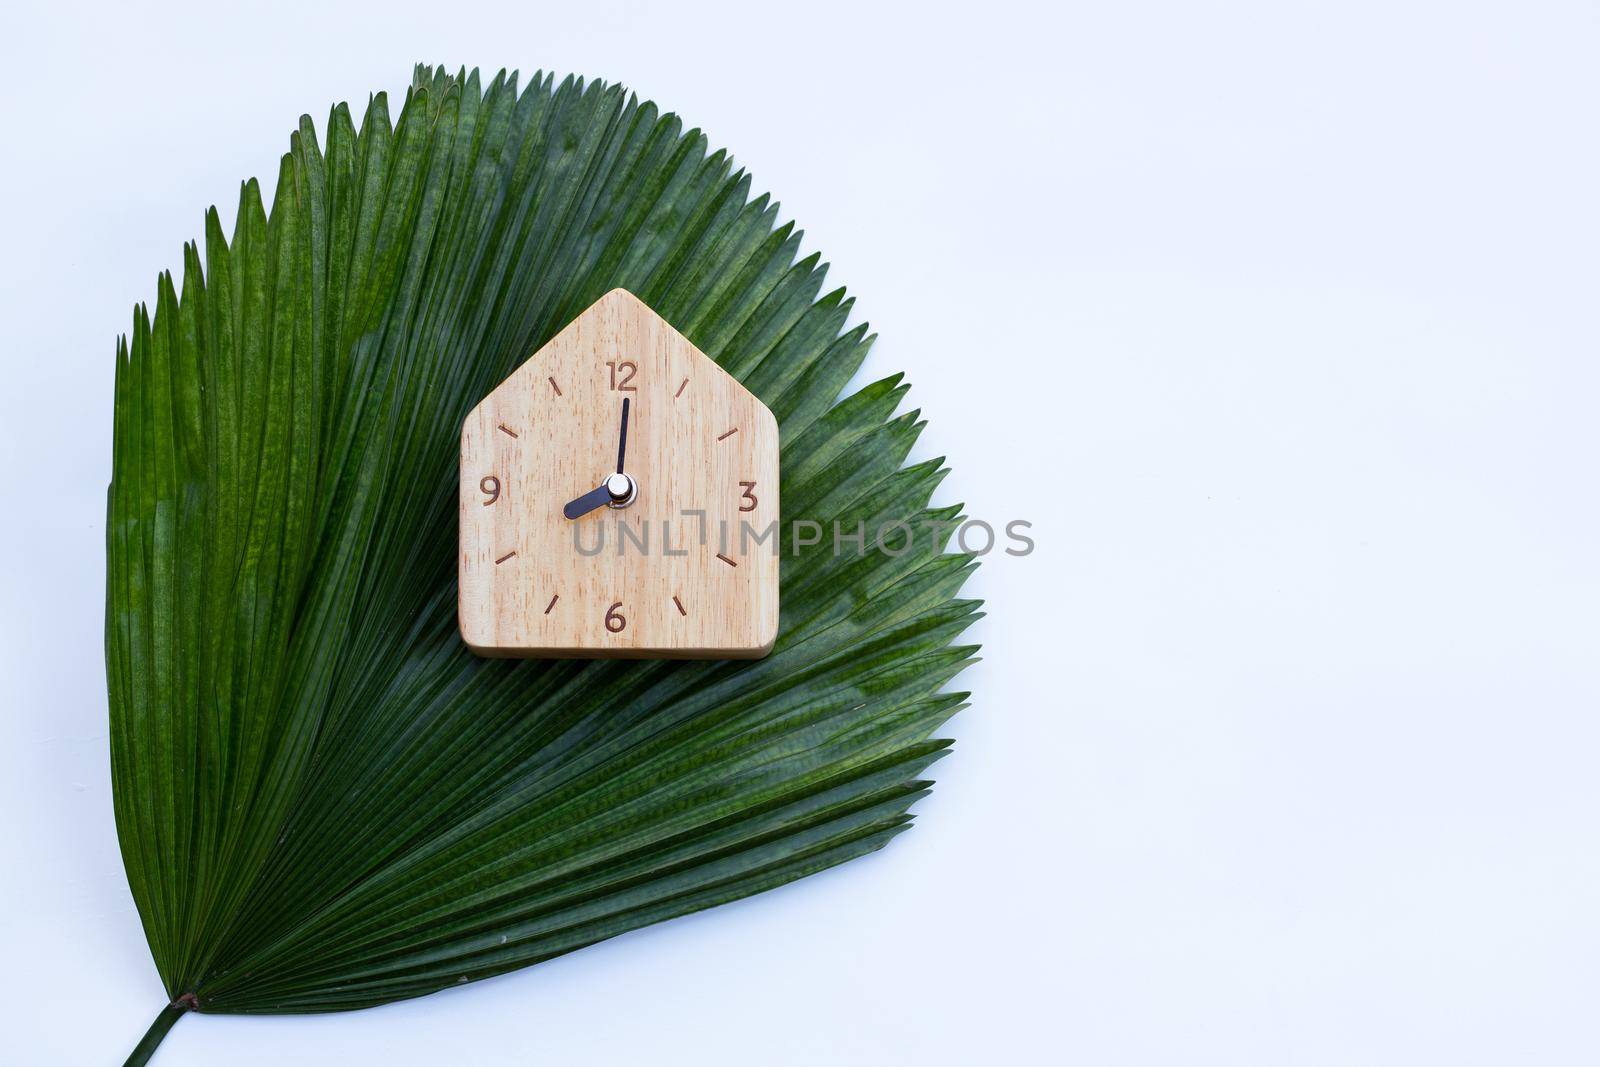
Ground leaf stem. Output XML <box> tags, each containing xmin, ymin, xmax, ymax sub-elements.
<box><xmin>123</xmin><ymin>998</ymin><xmax>191</xmax><ymax>1067</ymax></box>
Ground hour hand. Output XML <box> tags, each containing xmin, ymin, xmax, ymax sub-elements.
<box><xmin>562</xmin><ymin>482</ymin><xmax>613</xmax><ymax>520</ymax></box>
<box><xmin>563</xmin><ymin>473</ymin><xmax>637</xmax><ymax>520</ymax></box>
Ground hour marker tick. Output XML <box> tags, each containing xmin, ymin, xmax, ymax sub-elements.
<box><xmin>672</xmin><ymin>595</ymin><xmax>686</xmax><ymax>616</ymax></box>
<box><xmin>544</xmin><ymin>594</ymin><xmax>559</xmax><ymax>614</ymax></box>
<box><xmin>547</xmin><ymin>376</ymin><xmax>563</xmax><ymax>396</ymax></box>
<box><xmin>495</xmin><ymin>551</ymin><xmax>517</xmax><ymax>565</ymax></box>
<box><xmin>498</xmin><ymin>424</ymin><xmax>519</xmax><ymax>438</ymax></box>
<box><xmin>716</xmin><ymin>428</ymin><xmax>738</xmax><ymax>442</ymax></box>
<box><xmin>675</xmin><ymin>378</ymin><xmax>689</xmax><ymax>399</ymax></box>
<box><xmin>715</xmin><ymin>553</ymin><xmax>737</xmax><ymax>567</ymax></box>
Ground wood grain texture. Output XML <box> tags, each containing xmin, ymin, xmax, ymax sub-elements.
<box><xmin>459</xmin><ymin>289</ymin><xmax>780</xmax><ymax>658</ymax></box>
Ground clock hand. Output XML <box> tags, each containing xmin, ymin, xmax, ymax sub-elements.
<box><xmin>564</xmin><ymin>397</ymin><xmax>638</xmax><ymax>520</ymax></box>
<box><xmin>562</xmin><ymin>482</ymin><xmax>613</xmax><ymax>520</ymax></box>
<box><xmin>616</xmin><ymin>395</ymin><xmax>630</xmax><ymax>475</ymax></box>
<box><xmin>563</xmin><ymin>472</ymin><xmax>638</xmax><ymax>520</ymax></box>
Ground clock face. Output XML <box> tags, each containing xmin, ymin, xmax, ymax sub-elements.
<box><xmin>458</xmin><ymin>289</ymin><xmax>780</xmax><ymax>658</ymax></box>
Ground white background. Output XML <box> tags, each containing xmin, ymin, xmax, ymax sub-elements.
<box><xmin>2</xmin><ymin>1</ymin><xmax>1596</xmax><ymax>1063</ymax></box>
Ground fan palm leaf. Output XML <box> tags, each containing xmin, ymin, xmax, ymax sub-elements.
<box><xmin>108</xmin><ymin>64</ymin><xmax>979</xmax><ymax>1064</ymax></box>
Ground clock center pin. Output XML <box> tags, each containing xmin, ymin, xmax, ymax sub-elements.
<box><xmin>606</xmin><ymin>472</ymin><xmax>638</xmax><ymax>508</ymax></box>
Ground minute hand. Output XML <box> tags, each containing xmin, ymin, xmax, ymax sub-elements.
<box><xmin>615</xmin><ymin>396</ymin><xmax>630</xmax><ymax>475</ymax></box>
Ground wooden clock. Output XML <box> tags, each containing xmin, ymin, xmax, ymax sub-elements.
<box><xmin>458</xmin><ymin>289</ymin><xmax>780</xmax><ymax>658</ymax></box>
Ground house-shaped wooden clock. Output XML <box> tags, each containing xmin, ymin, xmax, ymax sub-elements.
<box><xmin>459</xmin><ymin>289</ymin><xmax>780</xmax><ymax>658</ymax></box>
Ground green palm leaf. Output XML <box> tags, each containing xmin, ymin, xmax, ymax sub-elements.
<box><xmin>109</xmin><ymin>64</ymin><xmax>978</xmax><ymax>1063</ymax></box>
